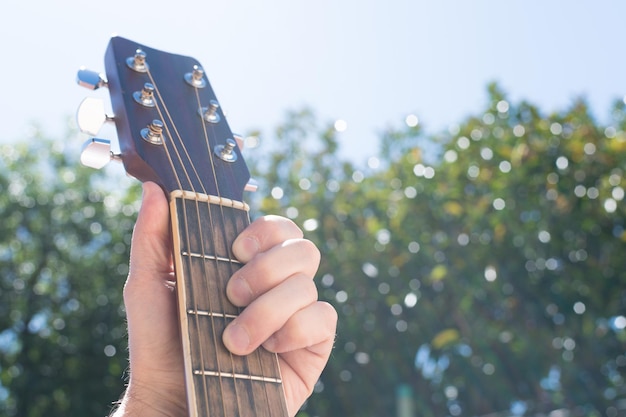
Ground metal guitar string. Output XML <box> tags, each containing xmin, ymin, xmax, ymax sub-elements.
<box><xmin>146</xmin><ymin>69</ymin><xmax>221</xmax><ymax>416</ymax></box>
<box><xmin>144</xmin><ymin>54</ymin><xmax>282</xmax><ymax>416</ymax></box>
<box><xmin>191</xmin><ymin>78</ymin><xmax>273</xmax><ymax>416</ymax></box>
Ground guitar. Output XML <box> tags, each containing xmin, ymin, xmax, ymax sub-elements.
<box><xmin>77</xmin><ymin>36</ymin><xmax>288</xmax><ymax>417</ymax></box>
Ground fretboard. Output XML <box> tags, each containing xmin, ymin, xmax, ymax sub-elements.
<box><xmin>169</xmin><ymin>190</ymin><xmax>289</xmax><ymax>417</ymax></box>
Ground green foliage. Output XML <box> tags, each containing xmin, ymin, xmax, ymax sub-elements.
<box><xmin>2</xmin><ymin>85</ymin><xmax>625</xmax><ymax>416</ymax></box>
<box><xmin>252</xmin><ymin>85</ymin><xmax>626</xmax><ymax>416</ymax></box>
<box><xmin>0</xmin><ymin>130</ymin><xmax>141</xmax><ymax>416</ymax></box>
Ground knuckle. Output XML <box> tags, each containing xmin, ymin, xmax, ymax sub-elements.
<box><xmin>264</xmin><ymin>215</ymin><xmax>304</xmax><ymax>239</ymax></box>
<box><xmin>318</xmin><ymin>301</ymin><xmax>338</xmax><ymax>333</ymax></box>
<box><xmin>287</xmin><ymin>238</ymin><xmax>321</xmax><ymax>269</ymax></box>
<box><xmin>301</xmin><ymin>238</ymin><xmax>321</xmax><ymax>262</ymax></box>
<box><xmin>293</xmin><ymin>273</ymin><xmax>319</xmax><ymax>302</ymax></box>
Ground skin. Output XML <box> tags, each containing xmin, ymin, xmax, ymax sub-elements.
<box><xmin>112</xmin><ymin>182</ymin><xmax>337</xmax><ymax>417</ymax></box>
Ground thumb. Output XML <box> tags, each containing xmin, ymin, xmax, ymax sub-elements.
<box><xmin>119</xmin><ymin>182</ymin><xmax>187</xmax><ymax>413</ymax></box>
<box><xmin>123</xmin><ymin>182</ymin><xmax>180</xmax><ymax>369</ymax></box>
<box><xmin>128</xmin><ymin>182</ymin><xmax>172</xmax><ymax>278</ymax></box>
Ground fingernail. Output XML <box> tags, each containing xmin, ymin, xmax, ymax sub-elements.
<box><xmin>224</xmin><ymin>323</ymin><xmax>250</xmax><ymax>354</ymax></box>
<box><xmin>234</xmin><ymin>236</ymin><xmax>260</xmax><ymax>263</ymax></box>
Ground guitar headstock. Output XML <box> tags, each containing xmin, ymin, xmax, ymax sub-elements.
<box><xmin>77</xmin><ymin>36</ymin><xmax>250</xmax><ymax>202</ymax></box>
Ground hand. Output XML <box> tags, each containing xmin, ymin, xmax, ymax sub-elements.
<box><xmin>111</xmin><ymin>182</ymin><xmax>337</xmax><ymax>417</ymax></box>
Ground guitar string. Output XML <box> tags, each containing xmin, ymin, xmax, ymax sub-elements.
<box><xmin>145</xmin><ymin>57</ymin><xmax>283</xmax><ymax>416</ymax></box>
<box><xmin>193</xmin><ymin>86</ymin><xmax>282</xmax><ymax>415</ymax></box>
<box><xmin>146</xmin><ymin>70</ymin><xmax>218</xmax><ymax>415</ymax></box>
<box><xmin>190</xmin><ymin>89</ymin><xmax>280</xmax><ymax>412</ymax></box>
<box><xmin>192</xmin><ymin>86</ymin><xmax>248</xmax><ymax>416</ymax></box>
<box><xmin>124</xmin><ymin>65</ymin><xmax>207</xmax><ymax>416</ymax></box>
<box><xmin>149</xmin><ymin>67</ymin><xmax>259</xmax><ymax>416</ymax></box>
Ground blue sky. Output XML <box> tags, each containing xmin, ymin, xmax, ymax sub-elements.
<box><xmin>1</xmin><ymin>1</ymin><xmax>625</xmax><ymax>164</ymax></box>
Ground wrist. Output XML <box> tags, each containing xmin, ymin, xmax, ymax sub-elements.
<box><xmin>110</xmin><ymin>380</ymin><xmax>187</xmax><ymax>417</ymax></box>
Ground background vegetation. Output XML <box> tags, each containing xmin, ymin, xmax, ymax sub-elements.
<box><xmin>1</xmin><ymin>84</ymin><xmax>625</xmax><ymax>416</ymax></box>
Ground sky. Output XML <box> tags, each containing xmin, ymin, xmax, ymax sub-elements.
<box><xmin>1</xmin><ymin>0</ymin><xmax>625</xmax><ymax>165</ymax></box>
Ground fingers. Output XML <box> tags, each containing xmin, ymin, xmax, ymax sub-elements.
<box><xmin>223</xmin><ymin>215</ymin><xmax>325</xmax><ymax>356</ymax></box>
<box><xmin>227</xmin><ymin>237</ymin><xmax>320</xmax><ymax>307</ymax></box>
<box><xmin>263</xmin><ymin>301</ymin><xmax>338</xmax><ymax>354</ymax></box>
<box><xmin>231</xmin><ymin>215</ymin><xmax>304</xmax><ymax>263</ymax></box>
<box><xmin>223</xmin><ymin>273</ymin><xmax>318</xmax><ymax>354</ymax></box>
<box><xmin>277</xmin><ymin>303</ymin><xmax>337</xmax><ymax>413</ymax></box>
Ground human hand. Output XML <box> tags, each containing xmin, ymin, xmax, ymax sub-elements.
<box><xmin>111</xmin><ymin>182</ymin><xmax>337</xmax><ymax>417</ymax></box>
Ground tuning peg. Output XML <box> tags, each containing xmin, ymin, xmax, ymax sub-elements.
<box><xmin>76</xmin><ymin>67</ymin><xmax>108</xmax><ymax>90</ymax></box>
<box><xmin>76</xmin><ymin>97</ymin><xmax>114</xmax><ymax>135</ymax></box>
<box><xmin>198</xmin><ymin>100</ymin><xmax>220</xmax><ymax>123</ymax></box>
<box><xmin>230</xmin><ymin>134</ymin><xmax>256</xmax><ymax>191</ymax></box>
<box><xmin>232</xmin><ymin>133</ymin><xmax>244</xmax><ymax>150</ymax></box>
<box><xmin>80</xmin><ymin>138</ymin><xmax>120</xmax><ymax>169</ymax></box>
<box><xmin>244</xmin><ymin>178</ymin><xmax>258</xmax><ymax>193</ymax></box>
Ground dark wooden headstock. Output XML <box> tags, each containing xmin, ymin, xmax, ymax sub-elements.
<box><xmin>104</xmin><ymin>36</ymin><xmax>250</xmax><ymax>201</ymax></box>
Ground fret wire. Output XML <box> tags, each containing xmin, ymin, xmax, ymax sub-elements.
<box><xmin>181</xmin><ymin>251</ymin><xmax>242</xmax><ymax>265</ymax></box>
<box><xmin>187</xmin><ymin>309</ymin><xmax>238</xmax><ymax>319</ymax></box>
<box><xmin>193</xmin><ymin>370</ymin><xmax>282</xmax><ymax>384</ymax></box>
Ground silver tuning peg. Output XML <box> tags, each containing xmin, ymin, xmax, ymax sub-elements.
<box><xmin>76</xmin><ymin>97</ymin><xmax>114</xmax><ymax>136</ymax></box>
<box><xmin>244</xmin><ymin>178</ymin><xmax>258</xmax><ymax>193</ymax></box>
<box><xmin>232</xmin><ymin>134</ymin><xmax>257</xmax><ymax>192</ymax></box>
<box><xmin>80</xmin><ymin>138</ymin><xmax>120</xmax><ymax>169</ymax></box>
<box><xmin>76</xmin><ymin>67</ymin><xmax>108</xmax><ymax>90</ymax></box>
<box><xmin>232</xmin><ymin>133</ymin><xmax>245</xmax><ymax>150</ymax></box>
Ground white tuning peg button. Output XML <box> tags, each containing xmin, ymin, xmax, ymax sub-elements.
<box><xmin>80</xmin><ymin>138</ymin><xmax>117</xmax><ymax>169</ymax></box>
<box><xmin>76</xmin><ymin>67</ymin><xmax>108</xmax><ymax>90</ymax></box>
<box><xmin>76</xmin><ymin>97</ymin><xmax>114</xmax><ymax>136</ymax></box>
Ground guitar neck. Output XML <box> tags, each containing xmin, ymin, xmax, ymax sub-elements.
<box><xmin>169</xmin><ymin>190</ymin><xmax>288</xmax><ymax>417</ymax></box>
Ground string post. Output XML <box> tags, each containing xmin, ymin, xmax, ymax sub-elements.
<box><xmin>141</xmin><ymin>119</ymin><xmax>165</xmax><ymax>145</ymax></box>
<box><xmin>133</xmin><ymin>83</ymin><xmax>156</xmax><ymax>108</ymax></box>
<box><xmin>126</xmin><ymin>49</ymin><xmax>149</xmax><ymax>72</ymax></box>
<box><xmin>199</xmin><ymin>100</ymin><xmax>221</xmax><ymax>124</ymax></box>
<box><xmin>185</xmin><ymin>65</ymin><xmax>207</xmax><ymax>88</ymax></box>
<box><xmin>214</xmin><ymin>138</ymin><xmax>237</xmax><ymax>162</ymax></box>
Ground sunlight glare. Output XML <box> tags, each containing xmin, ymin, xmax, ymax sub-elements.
<box><xmin>334</xmin><ymin>119</ymin><xmax>348</xmax><ymax>132</ymax></box>
<box><xmin>405</xmin><ymin>114</ymin><xmax>419</xmax><ymax>127</ymax></box>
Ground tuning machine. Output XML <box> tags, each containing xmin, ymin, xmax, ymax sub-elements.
<box><xmin>76</xmin><ymin>66</ymin><xmax>120</xmax><ymax>169</ymax></box>
<box><xmin>77</xmin><ymin>67</ymin><xmax>108</xmax><ymax>90</ymax></box>
<box><xmin>230</xmin><ymin>134</ymin><xmax>258</xmax><ymax>192</ymax></box>
<box><xmin>76</xmin><ymin>97</ymin><xmax>114</xmax><ymax>136</ymax></box>
<box><xmin>80</xmin><ymin>138</ymin><xmax>121</xmax><ymax>169</ymax></box>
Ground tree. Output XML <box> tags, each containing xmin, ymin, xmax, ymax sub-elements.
<box><xmin>0</xmin><ymin>128</ymin><xmax>140</xmax><ymax>416</ymax></box>
<box><xmin>252</xmin><ymin>85</ymin><xmax>626</xmax><ymax>417</ymax></box>
<box><xmin>2</xmin><ymin>84</ymin><xmax>625</xmax><ymax>417</ymax></box>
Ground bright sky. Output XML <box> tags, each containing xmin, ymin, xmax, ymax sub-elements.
<box><xmin>1</xmin><ymin>0</ymin><xmax>625</xmax><ymax>164</ymax></box>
